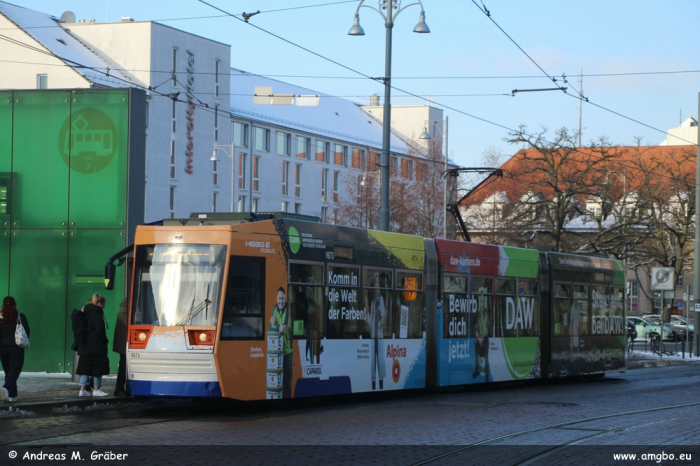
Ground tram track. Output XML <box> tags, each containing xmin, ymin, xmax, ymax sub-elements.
<box><xmin>410</xmin><ymin>401</ymin><xmax>700</xmax><ymax>466</ymax></box>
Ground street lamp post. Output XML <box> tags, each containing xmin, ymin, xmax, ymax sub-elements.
<box><xmin>349</xmin><ymin>0</ymin><xmax>430</xmax><ymax>232</ymax></box>
<box><xmin>419</xmin><ymin>117</ymin><xmax>449</xmax><ymax>238</ymax></box>
<box><xmin>210</xmin><ymin>144</ymin><xmax>235</xmax><ymax>212</ymax></box>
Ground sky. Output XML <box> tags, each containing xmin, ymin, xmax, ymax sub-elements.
<box><xmin>20</xmin><ymin>0</ymin><xmax>700</xmax><ymax>168</ymax></box>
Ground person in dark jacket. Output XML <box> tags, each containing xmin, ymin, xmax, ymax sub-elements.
<box><xmin>112</xmin><ymin>297</ymin><xmax>129</xmax><ymax>396</ymax></box>
<box><xmin>76</xmin><ymin>294</ymin><xmax>110</xmax><ymax>397</ymax></box>
<box><xmin>0</xmin><ymin>296</ymin><xmax>30</xmax><ymax>403</ymax></box>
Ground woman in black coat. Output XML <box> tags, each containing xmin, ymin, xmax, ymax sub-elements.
<box><xmin>0</xmin><ymin>296</ymin><xmax>30</xmax><ymax>402</ymax></box>
<box><xmin>76</xmin><ymin>294</ymin><xmax>110</xmax><ymax>397</ymax></box>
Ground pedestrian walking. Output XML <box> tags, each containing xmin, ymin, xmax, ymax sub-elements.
<box><xmin>0</xmin><ymin>296</ymin><xmax>30</xmax><ymax>402</ymax></box>
<box><xmin>76</xmin><ymin>294</ymin><xmax>110</xmax><ymax>397</ymax></box>
<box><xmin>113</xmin><ymin>297</ymin><xmax>129</xmax><ymax>396</ymax></box>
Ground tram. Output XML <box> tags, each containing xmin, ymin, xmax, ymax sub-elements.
<box><xmin>105</xmin><ymin>213</ymin><xmax>626</xmax><ymax>400</ymax></box>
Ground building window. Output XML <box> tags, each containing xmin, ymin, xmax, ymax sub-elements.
<box><xmin>321</xmin><ymin>168</ymin><xmax>328</xmax><ymax>202</ymax></box>
<box><xmin>233</xmin><ymin>122</ymin><xmax>248</xmax><ymax>147</ymax></box>
<box><xmin>296</xmin><ymin>136</ymin><xmax>309</xmax><ymax>159</ymax></box>
<box><xmin>169</xmin><ymin>186</ymin><xmax>175</xmax><ymax>218</ymax></box>
<box><xmin>214</xmin><ymin>104</ymin><xmax>219</xmax><ymax>142</ymax></box>
<box><xmin>321</xmin><ymin>206</ymin><xmax>328</xmax><ymax>223</ymax></box>
<box><xmin>212</xmin><ymin>192</ymin><xmax>218</xmax><ymax>213</ymax></box>
<box><xmin>281</xmin><ymin>201</ymin><xmax>289</xmax><ymax>212</ymax></box>
<box><xmin>628</xmin><ymin>281</ymin><xmax>639</xmax><ymax>313</ymax></box>
<box><xmin>391</xmin><ymin>156</ymin><xmax>398</xmax><ymax>177</ymax></box>
<box><xmin>252</xmin><ymin>156</ymin><xmax>260</xmax><ymax>192</ymax></box>
<box><xmin>170</xmin><ymin>140</ymin><xmax>176</xmax><ymax>179</ymax></box>
<box><xmin>253</xmin><ymin>126</ymin><xmax>269</xmax><ymax>151</ymax></box>
<box><xmin>252</xmin><ymin>198</ymin><xmax>259</xmax><ymax>212</ymax></box>
<box><xmin>334</xmin><ymin>144</ymin><xmax>347</xmax><ymax>166</ymax></box>
<box><xmin>294</xmin><ymin>164</ymin><xmax>302</xmax><ymax>198</ymax></box>
<box><xmin>215</xmin><ymin>59</ymin><xmax>220</xmax><ymax>98</ymax></box>
<box><xmin>676</xmin><ymin>274</ymin><xmax>684</xmax><ymax>287</ymax></box>
<box><xmin>295</xmin><ymin>203</ymin><xmax>302</xmax><ymax>214</ymax></box>
<box><xmin>351</xmin><ymin>147</ymin><xmax>364</xmax><ymax>169</ymax></box>
<box><xmin>36</xmin><ymin>74</ymin><xmax>47</xmax><ymax>89</ymax></box>
<box><xmin>172</xmin><ymin>48</ymin><xmax>178</xmax><ymax>86</ymax></box>
<box><xmin>316</xmin><ymin>139</ymin><xmax>329</xmax><ymax>163</ymax></box>
<box><xmin>401</xmin><ymin>159</ymin><xmax>414</xmax><ymax>179</ymax></box>
<box><xmin>238</xmin><ymin>153</ymin><xmax>247</xmax><ymax>189</ymax></box>
<box><xmin>370</xmin><ymin>151</ymin><xmax>380</xmax><ymax>171</ymax></box>
<box><xmin>332</xmin><ymin>170</ymin><xmax>339</xmax><ymax>203</ymax></box>
<box><xmin>237</xmin><ymin>195</ymin><xmax>247</xmax><ymax>212</ymax></box>
<box><xmin>282</xmin><ymin>161</ymin><xmax>290</xmax><ymax>196</ymax></box>
<box><xmin>276</xmin><ymin>131</ymin><xmax>291</xmax><ymax>156</ymax></box>
<box><xmin>171</xmin><ymin>100</ymin><xmax>176</xmax><ymax>132</ymax></box>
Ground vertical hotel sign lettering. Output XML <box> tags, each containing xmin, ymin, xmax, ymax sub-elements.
<box><xmin>185</xmin><ymin>49</ymin><xmax>196</xmax><ymax>174</ymax></box>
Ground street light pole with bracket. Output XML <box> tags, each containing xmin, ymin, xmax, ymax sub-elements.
<box><xmin>210</xmin><ymin>143</ymin><xmax>235</xmax><ymax>212</ymax></box>
<box><xmin>348</xmin><ymin>0</ymin><xmax>430</xmax><ymax>232</ymax></box>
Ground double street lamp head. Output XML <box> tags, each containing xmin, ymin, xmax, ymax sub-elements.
<box><xmin>348</xmin><ymin>1</ymin><xmax>429</xmax><ymax>35</ymax></box>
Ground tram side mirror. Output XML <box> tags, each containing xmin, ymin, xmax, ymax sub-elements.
<box><xmin>104</xmin><ymin>263</ymin><xmax>116</xmax><ymax>290</ymax></box>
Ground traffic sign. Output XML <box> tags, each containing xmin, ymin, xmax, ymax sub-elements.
<box><xmin>651</xmin><ymin>267</ymin><xmax>674</xmax><ymax>291</ymax></box>
<box><xmin>695</xmin><ymin>303</ymin><xmax>700</xmax><ymax>312</ymax></box>
<box><xmin>631</xmin><ymin>301</ymin><xmax>638</xmax><ymax>310</ymax></box>
<box><xmin>677</xmin><ymin>301</ymin><xmax>682</xmax><ymax>310</ymax></box>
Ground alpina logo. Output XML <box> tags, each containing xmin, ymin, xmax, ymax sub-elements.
<box><xmin>449</xmin><ymin>256</ymin><xmax>481</xmax><ymax>267</ymax></box>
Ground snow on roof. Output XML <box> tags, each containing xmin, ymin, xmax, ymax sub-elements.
<box><xmin>0</xmin><ymin>1</ymin><xmax>132</xmax><ymax>88</ymax></box>
<box><xmin>229</xmin><ymin>68</ymin><xmax>413</xmax><ymax>155</ymax></box>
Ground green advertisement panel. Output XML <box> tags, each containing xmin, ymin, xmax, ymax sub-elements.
<box><xmin>1</xmin><ymin>94</ymin><xmax>12</xmax><ymax>228</ymax></box>
<box><xmin>0</xmin><ymin>93</ymin><xmax>11</xmax><ymax>174</ymax></box>
<box><xmin>9</xmin><ymin>229</ymin><xmax>68</xmax><ymax>371</ymax></box>
<box><xmin>66</xmin><ymin>228</ymin><xmax>126</xmax><ymax>373</ymax></box>
<box><xmin>12</xmin><ymin>91</ymin><xmax>70</xmax><ymax>228</ymax></box>
<box><xmin>0</xmin><ymin>231</ymin><xmax>8</xmax><ymax>297</ymax></box>
<box><xmin>68</xmin><ymin>90</ymin><xmax>129</xmax><ymax>228</ymax></box>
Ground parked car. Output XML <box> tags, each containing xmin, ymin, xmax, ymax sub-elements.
<box><xmin>628</xmin><ymin>316</ymin><xmax>673</xmax><ymax>341</ymax></box>
<box><xmin>642</xmin><ymin>314</ymin><xmax>688</xmax><ymax>341</ymax></box>
<box><xmin>670</xmin><ymin>316</ymin><xmax>694</xmax><ymax>339</ymax></box>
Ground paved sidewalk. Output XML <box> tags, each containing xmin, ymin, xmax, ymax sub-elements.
<box><xmin>1</xmin><ymin>352</ymin><xmax>698</xmax><ymax>414</ymax></box>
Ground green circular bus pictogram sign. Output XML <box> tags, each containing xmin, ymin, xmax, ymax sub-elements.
<box><xmin>58</xmin><ymin>108</ymin><xmax>118</xmax><ymax>173</ymax></box>
<box><xmin>289</xmin><ymin>227</ymin><xmax>301</xmax><ymax>254</ymax></box>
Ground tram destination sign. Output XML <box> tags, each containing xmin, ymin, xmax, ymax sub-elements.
<box><xmin>650</xmin><ymin>267</ymin><xmax>674</xmax><ymax>291</ymax></box>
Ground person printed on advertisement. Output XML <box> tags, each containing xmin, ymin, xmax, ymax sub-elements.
<box><xmin>269</xmin><ymin>287</ymin><xmax>292</xmax><ymax>398</ymax></box>
<box><xmin>367</xmin><ymin>273</ymin><xmax>386</xmax><ymax>390</ymax></box>
<box><xmin>473</xmin><ymin>296</ymin><xmax>490</xmax><ymax>380</ymax></box>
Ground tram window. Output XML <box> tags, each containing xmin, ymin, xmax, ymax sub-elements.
<box><xmin>290</xmin><ymin>285</ymin><xmax>324</xmax><ymax>360</ymax></box>
<box><xmin>221</xmin><ymin>256</ymin><xmax>265</xmax><ymax>339</ymax></box>
<box><xmin>471</xmin><ymin>278</ymin><xmax>492</xmax><ymax>339</ymax></box>
<box><xmin>131</xmin><ymin>244</ymin><xmax>226</xmax><ymax>327</ymax></box>
<box><xmin>289</xmin><ymin>262</ymin><xmax>323</xmax><ymax>284</ymax></box>
<box><xmin>444</xmin><ymin>275</ymin><xmax>466</xmax><ymax>293</ymax></box>
<box><xmin>610</xmin><ymin>287</ymin><xmax>624</xmax><ymax>317</ymax></box>
<box><xmin>592</xmin><ymin>286</ymin><xmax>609</xmax><ymax>319</ymax></box>
<box><xmin>494</xmin><ymin>279</ymin><xmax>515</xmax><ymax>337</ymax></box>
<box><xmin>396</xmin><ymin>272</ymin><xmax>424</xmax><ymax>338</ymax></box>
<box><xmin>497</xmin><ymin>279</ymin><xmax>538</xmax><ymax>338</ymax></box>
<box><xmin>364</xmin><ymin>269</ymin><xmax>393</xmax><ymax>340</ymax></box>
<box><xmin>553</xmin><ymin>283</ymin><xmax>572</xmax><ymax>336</ymax></box>
<box><xmin>573</xmin><ymin>285</ymin><xmax>590</xmax><ymax>342</ymax></box>
<box><xmin>327</xmin><ymin>265</ymin><xmax>362</xmax><ymax>339</ymax></box>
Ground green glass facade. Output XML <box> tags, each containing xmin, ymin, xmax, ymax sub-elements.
<box><xmin>0</xmin><ymin>88</ymin><xmax>145</xmax><ymax>372</ymax></box>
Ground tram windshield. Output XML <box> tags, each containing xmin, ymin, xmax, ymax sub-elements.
<box><xmin>131</xmin><ymin>243</ymin><xmax>227</xmax><ymax>326</ymax></box>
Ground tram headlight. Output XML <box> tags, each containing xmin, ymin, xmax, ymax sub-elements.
<box><xmin>198</xmin><ymin>332</ymin><xmax>208</xmax><ymax>342</ymax></box>
<box><xmin>138</xmin><ymin>332</ymin><xmax>147</xmax><ymax>341</ymax></box>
